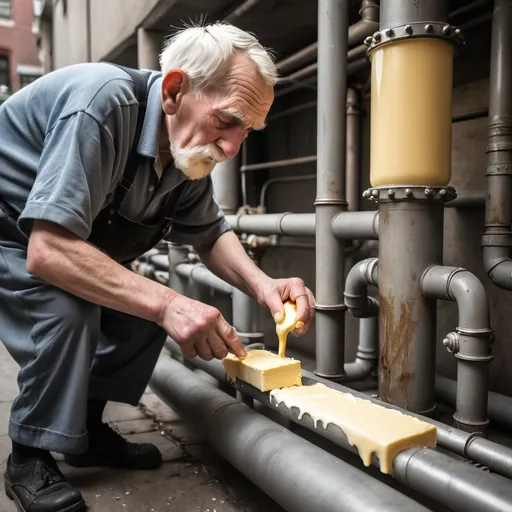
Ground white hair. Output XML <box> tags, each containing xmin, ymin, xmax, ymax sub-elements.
<box><xmin>159</xmin><ymin>21</ymin><xmax>278</xmax><ymax>92</ymax></box>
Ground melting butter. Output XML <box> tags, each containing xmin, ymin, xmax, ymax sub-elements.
<box><xmin>270</xmin><ymin>383</ymin><xmax>436</xmax><ymax>474</ymax></box>
<box><xmin>222</xmin><ymin>349</ymin><xmax>302</xmax><ymax>392</ymax></box>
<box><xmin>276</xmin><ymin>301</ymin><xmax>298</xmax><ymax>358</ymax></box>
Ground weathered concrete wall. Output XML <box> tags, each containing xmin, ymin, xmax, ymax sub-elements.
<box><xmin>52</xmin><ymin>0</ymin><xmax>88</xmax><ymax>68</ymax></box>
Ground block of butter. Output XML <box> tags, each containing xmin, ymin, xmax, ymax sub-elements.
<box><xmin>270</xmin><ymin>383</ymin><xmax>437</xmax><ymax>474</ymax></box>
<box><xmin>222</xmin><ymin>349</ymin><xmax>302</xmax><ymax>392</ymax></box>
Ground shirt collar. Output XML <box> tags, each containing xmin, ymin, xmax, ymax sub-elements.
<box><xmin>136</xmin><ymin>75</ymin><xmax>163</xmax><ymax>160</ymax></box>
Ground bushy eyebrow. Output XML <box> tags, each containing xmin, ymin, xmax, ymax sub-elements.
<box><xmin>217</xmin><ymin>108</ymin><xmax>267</xmax><ymax>131</ymax></box>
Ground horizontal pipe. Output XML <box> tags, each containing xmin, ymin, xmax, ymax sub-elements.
<box><xmin>164</xmin><ymin>338</ymin><xmax>512</xmax><ymax>481</ymax></box>
<box><xmin>446</xmin><ymin>192</ymin><xmax>485</xmax><ymax>208</ymax></box>
<box><xmin>148</xmin><ymin>253</ymin><xmax>169</xmax><ymax>270</ymax></box>
<box><xmin>151</xmin><ymin>356</ymin><xmax>429</xmax><ymax>512</ymax></box>
<box><xmin>174</xmin><ymin>263</ymin><xmax>233</xmax><ymax>295</ymax></box>
<box><xmin>160</xmin><ymin>347</ymin><xmax>512</xmax><ymax>512</ymax></box>
<box><xmin>267</xmin><ymin>101</ymin><xmax>317</xmax><ymax>122</ymax></box>
<box><xmin>223</xmin><ymin>0</ymin><xmax>261</xmax><ymax>22</ymax></box>
<box><xmin>332</xmin><ymin>210</ymin><xmax>379</xmax><ymax>240</ymax></box>
<box><xmin>225</xmin><ymin>213</ymin><xmax>315</xmax><ymax>236</ymax></box>
<box><xmin>483</xmin><ymin>246</ymin><xmax>512</xmax><ymax>291</ymax></box>
<box><xmin>240</xmin><ymin>155</ymin><xmax>316</xmax><ymax>172</ymax></box>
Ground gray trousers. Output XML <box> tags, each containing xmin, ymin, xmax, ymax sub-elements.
<box><xmin>0</xmin><ymin>236</ymin><xmax>167</xmax><ymax>455</ymax></box>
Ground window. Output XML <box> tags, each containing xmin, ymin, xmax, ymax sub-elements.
<box><xmin>0</xmin><ymin>0</ymin><xmax>11</xmax><ymax>20</ymax></box>
<box><xmin>0</xmin><ymin>56</ymin><xmax>10</xmax><ymax>92</ymax></box>
<box><xmin>17</xmin><ymin>65</ymin><xmax>42</xmax><ymax>89</ymax></box>
<box><xmin>19</xmin><ymin>74</ymin><xmax>39</xmax><ymax>88</ymax></box>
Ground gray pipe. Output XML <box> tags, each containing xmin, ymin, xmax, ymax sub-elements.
<box><xmin>210</xmin><ymin>158</ymin><xmax>240</xmax><ymax>215</ymax></box>
<box><xmin>380</xmin><ymin>0</ymin><xmax>449</xmax><ymax>27</ymax></box>
<box><xmin>150</xmin><ymin>356</ymin><xmax>431</xmax><ymax>512</ymax></box>
<box><xmin>164</xmin><ymin>337</ymin><xmax>512</xmax><ymax>481</ymax></box>
<box><xmin>379</xmin><ymin>201</ymin><xmax>443</xmax><ymax>415</ymax></box>
<box><xmin>344</xmin><ymin>257</ymin><xmax>379</xmax><ymax>318</ymax></box>
<box><xmin>344</xmin><ymin>316</ymin><xmax>378</xmax><ymax>381</ymax></box>
<box><xmin>225</xmin><ymin>213</ymin><xmax>315</xmax><ymax>236</ymax></box>
<box><xmin>332</xmin><ymin>210</ymin><xmax>379</xmax><ymax>240</ymax></box>
<box><xmin>346</xmin><ymin>88</ymin><xmax>361</xmax><ymax>212</ymax></box>
<box><xmin>482</xmin><ymin>0</ymin><xmax>512</xmax><ymax>290</ymax></box>
<box><xmin>435</xmin><ymin>374</ymin><xmax>512</xmax><ymax>430</ymax></box>
<box><xmin>159</xmin><ymin>349</ymin><xmax>512</xmax><ymax>512</ymax></box>
<box><xmin>421</xmin><ymin>266</ymin><xmax>493</xmax><ymax>432</ymax></box>
<box><xmin>174</xmin><ymin>263</ymin><xmax>233</xmax><ymax>295</ymax></box>
<box><xmin>314</xmin><ymin>0</ymin><xmax>348</xmax><ymax>379</ymax></box>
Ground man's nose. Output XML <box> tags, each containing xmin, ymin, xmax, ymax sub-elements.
<box><xmin>217</xmin><ymin>128</ymin><xmax>247</xmax><ymax>159</ymax></box>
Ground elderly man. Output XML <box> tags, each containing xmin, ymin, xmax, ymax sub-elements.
<box><xmin>0</xmin><ymin>22</ymin><xmax>315</xmax><ymax>512</ymax></box>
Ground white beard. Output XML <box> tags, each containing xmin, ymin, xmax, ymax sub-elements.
<box><xmin>170</xmin><ymin>141</ymin><xmax>226</xmax><ymax>180</ymax></box>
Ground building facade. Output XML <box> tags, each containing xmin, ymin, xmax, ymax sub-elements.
<box><xmin>0</xmin><ymin>0</ymin><xmax>42</xmax><ymax>93</ymax></box>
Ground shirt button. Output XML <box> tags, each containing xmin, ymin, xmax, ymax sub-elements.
<box><xmin>148</xmin><ymin>185</ymin><xmax>154</xmax><ymax>192</ymax></box>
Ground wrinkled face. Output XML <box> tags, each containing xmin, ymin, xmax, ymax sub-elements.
<box><xmin>162</xmin><ymin>52</ymin><xmax>274</xmax><ymax>180</ymax></box>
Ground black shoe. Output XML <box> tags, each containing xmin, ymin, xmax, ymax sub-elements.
<box><xmin>4</xmin><ymin>455</ymin><xmax>85</xmax><ymax>512</ymax></box>
<box><xmin>64</xmin><ymin>423</ymin><xmax>162</xmax><ymax>470</ymax></box>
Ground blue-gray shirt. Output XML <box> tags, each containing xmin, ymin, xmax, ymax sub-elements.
<box><xmin>0</xmin><ymin>62</ymin><xmax>230</xmax><ymax>247</ymax></box>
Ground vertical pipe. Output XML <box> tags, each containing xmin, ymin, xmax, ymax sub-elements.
<box><xmin>211</xmin><ymin>158</ymin><xmax>240</xmax><ymax>215</ymax></box>
<box><xmin>346</xmin><ymin>88</ymin><xmax>361</xmax><ymax>212</ymax></box>
<box><xmin>314</xmin><ymin>0</ymin><xmax>348</xmax><ymax>379</ymax></box>
<box><xmin>482</xmin><ymin>0</ymin><xmax>512</xmax><ymax>288</ymax></box>
<box><xmin>378</xmin><ymin>202</ymin><xmax>443</xmax><ymax>413</ymax></box>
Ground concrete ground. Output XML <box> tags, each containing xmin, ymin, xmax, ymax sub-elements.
<box><xmin>0</xmin><ymin>344</ymin><xmax>284</xmax><ymax>512</ymax></box>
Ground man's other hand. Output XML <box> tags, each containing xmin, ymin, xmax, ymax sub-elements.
<box><xmin>158</xmin><ymin>295</ymin><xmax>247</xmax><ymax>361</ymax></box>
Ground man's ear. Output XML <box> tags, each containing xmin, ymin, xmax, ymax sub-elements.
<box><xmin>162</xmin><ymin>70</ymin><xmax>189</xmax><ymax>115</ymax></box>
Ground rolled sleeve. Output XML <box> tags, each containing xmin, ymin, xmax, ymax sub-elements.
<box><xmin>169</xmin><ymin>176</ymin><xmax>231</xmax><ymax>247</ymax></box>
<box><xmin>18</xmin><ymin>111</ymin><xmax>116</xmax><ymax>240</ymax></box>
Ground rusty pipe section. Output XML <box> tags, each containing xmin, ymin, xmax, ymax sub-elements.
<box><xmin>421</xmin><ymin>266</ymin><xmax>494</xmax><ymax>433</ymax></box>
<box><xmin>482</xmin><ymin>0</ymin><xmax>512</xmax><ymax>290</ymax></box>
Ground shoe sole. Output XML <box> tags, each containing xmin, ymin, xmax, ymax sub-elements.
<box><xmin>4</xmin><ymin>478</ymin><xmax>86</xmax><ymax>512</ymax></box>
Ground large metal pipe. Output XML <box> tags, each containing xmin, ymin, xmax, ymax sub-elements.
<box><xmin>380</xmin><ymin>1</ymin><xmax>449</xmax><ymax>28</ymax></box>
<box><xmin>165</xmin><ymin>338</ymin><xmax>512</xmax><ymax>481</ymax></box>
<box><xmin>314</xmin><ymin>0</ymin><xmax>348</xmax><ymax>379</ymax></box>
<box><xmin>159</xmin><ymin>349</ymin><xmax>512</xmax><ymax>511</ymax></box>
<box><xmin>482</xmin><ymin>0</ymin><xmax>512</xmax><ymax>290</ymax></box>
<box><xmin>151</xmin><ymin>356</ymin><xmax>431</xmax><ymax>512</ymax></box>
<box><xmin>378</xmin><ymin>200</ymin><xmax>443</xmax><ymax>414</ymax></box>
<box><xmin>344</xmin><ymin>257</ymin><xmax>379</xmax><ymax>318</ymax></box>
<box><xmin>421</xmin><ymin>266</ymin><xmax>493</xmax><ymax>432</ymax></box>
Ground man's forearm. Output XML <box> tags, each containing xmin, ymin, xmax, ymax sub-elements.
<box><xmin>195</xmin><ymin>231</ymin><xmax>270</xmax><ymax>300</ymax></box>
<box><xmin>27</xmin><ymin>220</ymin><xmax>176</xmax><ymax>322</ymax></box>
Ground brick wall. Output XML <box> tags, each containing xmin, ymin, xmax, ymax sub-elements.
<box><xmin>0</xmin><ymin>0</ymin><xmax>42</xmax><ymax>92</ymax></box>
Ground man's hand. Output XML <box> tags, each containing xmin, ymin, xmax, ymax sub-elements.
<box><xmin>158</xmin><ymin>294</ymin><xmax>247</xmax><ymax>361</ymax></box>
<box><xmin>256</xmin><ymin>278</ymin><xmax>315</xmax><ymax>335</ymax></box>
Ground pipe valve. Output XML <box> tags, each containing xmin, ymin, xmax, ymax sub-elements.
<box><xmin>443</xmin><ymin>332</ymin><xmax>459</xmax><ymax>354</ymax></box>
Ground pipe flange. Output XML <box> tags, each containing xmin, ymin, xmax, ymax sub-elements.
<box><xmin>455</xmin><ymin>352</ymin><xmax>494</xmax><ymax>363</ymax></box>
<box><xmin>363</xmin><ymin>186</ymin><xmax>457</xmax><ymax>203</ymax></box>
<box><xmin>456</xmin><ymin>326</ymin><xmax>494</xmax><ymax>338</ymax></box>
<box><xmin>364</xmin><ymin>22</ymin><xmax>465</xmax><ymax>54</ymax></box>
<box><xmin>314</xmin><ymin>198</ymin><xmax>348</xmax><ymax>207</ymax></box>
<box><xmin>481</xmin><ymin>232</ymin><xmax>512</xmax><ymax>247</ymax></box>
<box><xmin>314</xmin><ymin>303</ymin><xmax>348</xmax><ymax>311</ymax></box>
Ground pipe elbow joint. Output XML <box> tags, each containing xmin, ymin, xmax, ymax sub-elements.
<box><xmin>483</xmin><ymin>246</ymin><xmax>512</xmax><ymax>289</ymax></box>
<box><xmin>344</xmin><ymin>258</ymin><xmax>379</xmax><ymax>316</ymax></box>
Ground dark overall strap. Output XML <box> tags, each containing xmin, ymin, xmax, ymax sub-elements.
<box><xmin>105</xmin><ymin>63</ymin><xmax>148</xmax><ymax>210</ymax></box>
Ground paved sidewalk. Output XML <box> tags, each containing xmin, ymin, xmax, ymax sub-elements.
<box><xmin>0</xmin><ymin>343</ymin><xmax>283</xmax><ymax>512</ymax></box>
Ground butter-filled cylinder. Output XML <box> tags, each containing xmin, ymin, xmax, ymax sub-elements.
<box><xmin>370</xmin><ymin>39</ymin><xmax>454</xmax><ymax>187</ymax></box>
